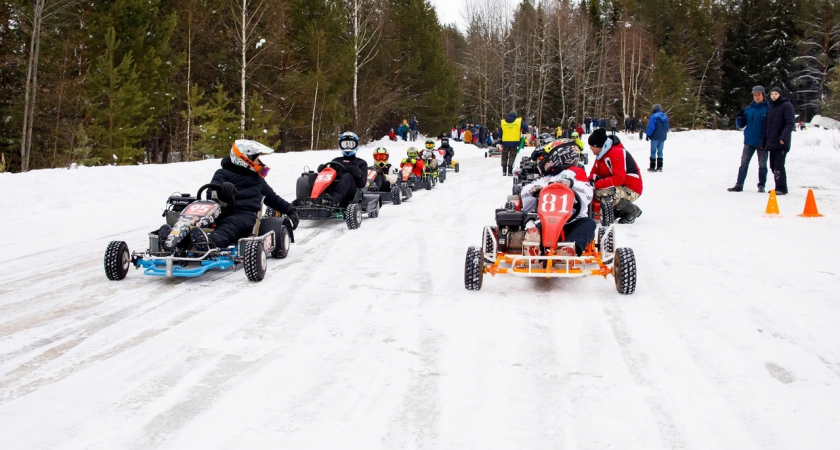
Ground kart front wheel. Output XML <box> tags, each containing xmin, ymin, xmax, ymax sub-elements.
<box><xmin>244</xmin><ymin>240</ymin><xmax>267</xmax><ymax>281</ymax></box>
<box><xmin>464</xmin><ymin>246</ymin><xmax>484</xmax><ymax>291</ymax></box>
<box><xmin>391</xmin><ymin>186</ymin><xmax>402</xmax><ymax>205</ymax></box>
<box><xmin>104</xmin><ymin>241</ymin><xmax>131</xmax><ymax>280</ymax></box>
<box><xmin>272</xmin><ymin>225</ymin><xmax>291</xmax><ymax>259</ymax></box>
<box><xmin>346</xmin><ymin>203</ymin><xmax>362</xmax><ymax>229</ymax></box>
<box><xmin>613</xmin><ymin>248</ymin><xmax>636</xmax><ymax>295</ymax></box>
<box><xmin>455</xmin><ymin>163</ymin><xmax>460</xmax><ymax>173</ymax></box>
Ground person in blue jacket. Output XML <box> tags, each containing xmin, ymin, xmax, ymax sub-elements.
<box><xmin>728</xmin><ymin>86</ymin><xmax>769</xmax><ymax>192</ymax></box>
<box><xmin>645</xmin><ymin>104</ymin><xmax>670</xmax><ymax>172</ymax></box>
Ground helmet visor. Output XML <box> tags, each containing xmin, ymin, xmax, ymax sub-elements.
<box><xmin>339</xmin><ymin>140</ymin><xmax>358</xmax><ymax>150</ymax></box>
<box><xmin>373</xmin><ymin>152</ymin><xmax>389</xmax><ymax>162</ymax></box>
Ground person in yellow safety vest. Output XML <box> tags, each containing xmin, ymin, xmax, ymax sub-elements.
<box><xmin>500</xmin><ymin>110</ymin><xmax>529</xmax><ymax>176</ymax></box>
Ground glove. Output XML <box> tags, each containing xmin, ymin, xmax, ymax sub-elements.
<box><xmin>317</xmin><ymin>164</ymin><xmax>326</xmax><ymax>172</ymax></box>
<box><xmin>347</xmin><ymin>164</ymin><xmax>362</xmax><ymax>178</ymax></box>
<box><xmin>528</xmin><ymin>184</ymin><xmax>542</xmax><ymax>196</ymax></box>
<box><xmin>645</xmin><ymin>136</ymin><xmax>650</xmax><ymax>141</ymax></box>
<box><xmin>220</xmin><ymin>182</ymin><xmax>237</xmax><ymax>200</ymax></box>
<box><xmin>552</xmin><ymin>178</ymin><xmax>572</xmax><ymax>188</ymax></box>
<box><xmin>287</xmin><ymin>208</ymin><xmax>299</xmax><ymax>230</ymax></box>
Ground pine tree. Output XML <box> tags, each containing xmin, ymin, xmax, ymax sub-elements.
<box><xmin>761</xmin><ymin>0</ymin><xmax>801</xmax><ymax>93</ymax></box>
<box><xmin>85</xmin><ymin>28</ymin><xmax>150</xmax><ymax>164</ymax></box>
<box><xmin>194</xmin><ymin>84</ymin><xmax>240</xmax><ymax>158</ymax></box>
<box><xmin>244</xmin><ymin>91</ymin><xmax>280</xmax><ymax>148</ymax></box>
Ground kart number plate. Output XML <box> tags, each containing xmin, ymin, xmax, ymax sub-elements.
<box><xmin>316</xmin><ymin>173</ymin><xmax>334</xmax><ymax>182</ymax></box>
<box><xmin>183</xmin><ymin>203</ymin><xmax>214</xmax><ymax>216</ymax></box>
<box><xmin>367</xmin><ymin>170</ymin><xmax>377</xmax><ymax>180</ymax></box>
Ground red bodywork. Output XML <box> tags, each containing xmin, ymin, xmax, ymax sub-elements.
<box><xmin>401</xmin><ymin>159</ymin><xmax>424</xmax><ymax>178</ymax></box>
<box><xmin>400</xmin><ymin>163</ymin><xmax>417</xmax><ymax>180</ymax></box>
<box><xmin>311</xmin><ymin>167</ymin><xmax>337</xmax><ymax>199</ymax></box>
<box><xmin>536</xmin><ymin>183</ymin><xmax>574</xmax><ymax>250</ymax></box>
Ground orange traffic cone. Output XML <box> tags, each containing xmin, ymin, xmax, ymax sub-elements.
<box><xmin>798</xmin><ymin>189</ymin><xmax>824</xmax><ymax>217</ymax></box>
<box><xmin>764</xmin><ymin>190</ymin><xmax>781</xmax><ymax>216</ymax></box>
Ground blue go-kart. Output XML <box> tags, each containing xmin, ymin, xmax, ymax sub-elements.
<box><xmin>104</xmin><ymin>183</ymin><xmax>294</xmax><ymax>282</ymax></box>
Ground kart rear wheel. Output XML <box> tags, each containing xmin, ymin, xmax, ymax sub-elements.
<box><xmin>104</xmin><ymin>241</ymin><xmax>130</xmax><ymax>280</ymax></box>
<box><xmin>600</xmin><ymin>201</ymin><xmax>615</xmax><ymax>226</ymax></box>
<box><xmin>439</xmin><ymin>168</ymin><xmax>446</xmax><ymax>183</ymax></box>
<box><xmin>391</xmin><ymin>186</ymin><xmax>402</xmax><ymax>205</ymax></box>
<box><xmin>484</xmin><ymin>152</ymin><xmax>488</xmax><ymax>158</ymax></box>
<box><xmin>244</xmin><ymin>240</ymin><xmax>267</xmax><ymax>281</ymax></box>
<box><xmin>272</xmin><ymin>225</ymin><xmax>291</xmax><ymax>259</ymax></box>
<box><xmin>613</xmin><ymin>248</ymin><xmax>636</xmax><ymax>295</ymax></box>
<box><xmin>464</xmin><ymin>246</ymin><xmax>484</xmax><ymax>291</ymax></box>
<box><xmin>346</xmin><ymin>203</ymin><xmax>362</xmax><ymax>229</ymax></box>
<box><xmin>455</xmin><ymin>163</ymin><xmax>460</xmax><ymax>173</ymax></box>
<box><xmin>425</xmin><ymin>176</ymin><xmax>432</xmax><ymax>190</ymax></box>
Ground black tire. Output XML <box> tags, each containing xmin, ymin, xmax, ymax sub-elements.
<box><xmin>464</xmin><ymin>246</ymin><xmax>484</xmax><ymax>290</ymax></box>
<box><xmin>346</xmin><ymin>203</ymin><xmax>362</xmax><ymax>229</ymax></box>
<box><xmin>295</xmin><ymin>175</ymin><xmax>311</xmax><ymax>201</ymax></box>
<box><xmin>455</xmin><ymin>163</ymin><xmax>460</xmax><ymax>173</ymax></box>
<box><xmin>613</xmin><ymin>247</ymin><xmax>637</xmax><ymax>294</ymax></box>
<box><xmin>391</xmin><ymin>186</ymin><xmax>402</xmax><ymax>205</ymax></box>
<box><xmin>272</xmin><ymin>225</ymin><xmax>291</xmax><ymax>259</ymax></box>
<box><xmin>600</xmin><ymin>200</ymin><xmax>615</xmax><ymax>227</ymax></box>
<box><xmin>244</xmin><ymin>239</ymin><xmax>267</xmax><ymax>281</ymax></box>
<box><xmin>104</xmin><ymin>241</ymin><xmax>131</xmax><ymax>280</ymax></box>
<box><xmin>598</xmin><ymin>227</ymin><xmax>614</xmax><ymax>264</ymax></box>
<box><xmin>439</xmin><ymin>168</ymin><xmax>446</xmax><ymax>183</ymax></box>
<box><xmin>483</xmin><ymin>227</ymin><xmax>496</xmax><ymax>255</ymax></box>
<box><xmin>368</xmin><ymin>206</ymin><xmax>379</xmax><ymax>218</ymax></box>
<box><xmin>484</xmin><ymin>152</ymin><xmax>488</xmax><ymax>158</ymax></box>
<box><xmin>425</xmin><ymin>177</ymin><xmax>432</xmax><ymax>190</ymax></box>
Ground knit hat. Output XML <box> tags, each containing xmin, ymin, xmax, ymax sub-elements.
<box><xmin>751</xmin><ymin>85</ymin><xmax>765</xmax><ymax>94</ymax></box>
<box><xmin>588</xmin><ymin>128</ymin><xmax>609</xmax><ymax>147</ymax></box>
<box><xmin>652</xmin><ymin>104</ymin><xmax>662</xmax><ymax>113</ymax></box>
<box><xmin>770</xmin><ymin>87</ymin><xmax>783</xmax><ymax>95</ymax></box>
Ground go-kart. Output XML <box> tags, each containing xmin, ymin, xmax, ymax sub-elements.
<box><xmin>485</xmin><ymin>144</ymin><xmax>502</xmax><ymax>158</ymax></box>
<box><xmin>511</xmin><ymin>159</ymin><xmax>540</xmax><ymax>195</ymax></box>
<box><xmin>364</xmin><ymin>166</ymin><xmax>410</xmax><ymax>205</ymax></box>
<box><xmin>464</xmin><ymin>183</ymin><xmax>635</xmax><ymax>294</ymax></box>
<box><xmin>104</xmin><ymin>183</ymin><xmax>293</xmax><ymax>282</ymax></box>
<box><xmin>421</xmin><ymin>156</ymin><xmax>441</xmax><ymax>187</ymax></box>
<box><xmin>399</xmin><ymin>160</ymin><xmax>433</xmax><ymax>191</ymax></box>
<box><xmin>293</xmin><ymin>161</ymin><xmax>381</xmax><ymax>229</ymax></box>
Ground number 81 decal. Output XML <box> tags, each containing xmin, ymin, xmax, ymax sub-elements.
<box><xmin>540</xmin><ymin>192</ymin><xmax>570</xmax><ymax>213</ymax></box>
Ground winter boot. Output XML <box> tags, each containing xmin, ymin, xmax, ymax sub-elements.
<box><xmin>507</xmin><ymin>165</ymin><xmax>514</xmax><ymax>176</ymax></box>
<box><xmin>757</xmin><ymin>185</ymin><xmax>766</xmax><ymax>193</ymax></box>
<box><xmin>158</xmin><ymin>225</ymin><xmax>172</xmax><ymax>251</ymax></box>
<box><xmin>646</xmin><ymin>158</ymin><xmax>656</xmax><ymax>172</ymax></box>
<box><xmin>727</xmin><ymin>184</ymin><xmax>743</xmax><ymax>192</ymax></box>
<box><xmin>614</xmin><ymin>199</ymin><xmax>641</xmax><ymax>224</ymax></box>
<box><xmin>190</xmin><ymin>227</ymin><xmax>211</xmax><ymax>252</ymax></box>
<box><xmin>655</xmin><ymin>158</ymin><xmax>663</xmax><ymax>172</ymax></box>
<box><xmin>503</xmin><ymin>167</ymin><xmax>508</xmax><ymax>176</ymax></box>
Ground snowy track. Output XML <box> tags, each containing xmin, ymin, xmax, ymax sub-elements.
<box><xmin>1</xmin><ymin>132</ymin><xmax>840</xmax><ymax>449</ymax></box>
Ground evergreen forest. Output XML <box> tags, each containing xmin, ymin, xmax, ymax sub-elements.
<box><xmin>1</xmin><ymin>0</ymin><xmax>838</xmax><ymax>172</ymax></box>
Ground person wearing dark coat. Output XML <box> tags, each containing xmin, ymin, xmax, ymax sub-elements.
<box><xmin>310</xmin><ymin>132</ymin><xmax>368</xmax><ymax>206</ymax></box>
<box><xmin>760</xmin><ymin>87</ymin><xmax>796</xmax><ymax>195</ymax></box>
<box><xmin>728</xmin><ymin>86</ymin><xmax>769</xmax><ymax>192</ymax></box>
<box><xmin>163</xmin><ymin>140</ymin><xmax>298</xmax><ymax>252</ymax></box>
<box><xmin>584</xmin><ymin>116</ymin><xmax>592</xmax><ymax>134</ymax></box>
<box><xmin>500</xmin><ymin>111</ymin><xmax>529</xmax><ymax>176</ymax></box>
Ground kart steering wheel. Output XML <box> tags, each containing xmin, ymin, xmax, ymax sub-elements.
<box><xmin>322</xmin><ymin>161</ymin><xmax>348</xmax><ymax>174</ymax></box>
<box><xmin>196</xmin><ymin>183</ymin><xmax>233</xmax><ymax>208</ymax></box>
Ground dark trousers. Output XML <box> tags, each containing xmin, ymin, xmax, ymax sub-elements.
<box><xmin>536</xmin><ymin>218</ymin><xmax>597</xmax><ymax>255</ymax></box>
<box><xmin>769</xmin><ymin>149</ymin><xmax>788</xmax><ymax>193</ymax></box>
<box><xmin>373</xmin><ymin>173</ymin><xmax>391</xmax><ymax>192</ymax></box>
<box><xmin>309</xmin><ymin>172</ymin><xmax>358</xmax><ymax>205</ymax></box>
<box><xmin>208</xmin><ymin>213</ymin><xmax>257</xmax><ymax>248</ymax></box>
<box><xmin>735</xmin><ymin>144</ymin><xmax>768</xmax><ymax>188</ymax></box>
<box><xmin>501</xmin><ymin>145</ymin><xmax>517</xmax><ymax>169</ymax></box>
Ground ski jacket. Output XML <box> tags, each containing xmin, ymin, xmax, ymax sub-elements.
<box><xmin>464</xmin><ymin>129</ymin><xmax>473</xmax><ymax>144</ymax></box>
<box><xmin>501</xmin><ymin>112</ymin><xmax>529</xmax><ymax>148</ymax></box>
<box><xmin>410</xmin><ymin>119</ymin><xmax>418</xmax><ymax>131</ymax></box>
<box><xmin>760</xmin><ymin>96</ymin><xmax>795</xmax><ymax>152</ymax></box>
<box><xmin>521</xmin><ymin>166</ymin><xmax>593</xmax><ymax>222</ymax></box>
<box><xmin>735</xmin><ymin>101</ymin><xmax>768</xmax><ymax>147</ymax></box>
<box><xmin>610</xmin><ymin>118</ymin><xmax>618</xmax><ymax>128</ymax></box>
<box><xmin>400</xmin><ymin>158</ymin><xmax>425</xmax><ymax>177</ymax></box>
<box><xmin>575</xmin><ymin>125</ymin><xmax>585</xmax><ymax>136</ymax></box>
<box><xmin>321</xmin><ymin>155</ymin><xmax>368</xmax><ymax>189</ymax></box>
<box><xmin>211</xmin><ymin>157</ymin><xmax>294</xmax><ymax>217</ymax></box>
<box><xmin>646</xmin><ymin>110</ymin><xmax>669</xmax><ymax>141</ymax></box>
<box><xmin>588</xmin><ymin>140</ymin><xmax>643</xmax><ymax>195</ymax></box>
<box><xmin>388</xmin><ymin>131</ymin><xmax>397</xmax><ymax>141</ymax></box>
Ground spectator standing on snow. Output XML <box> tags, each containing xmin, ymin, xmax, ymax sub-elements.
<box><xmin>500</xmin><ymin>110</ymin><xmax>529</xmax><ymax>176</ymax></box>
<box><xmin>728</xmin><ymin>86</ymin><xmax>769</xmax><ymax>193</ymax></box>
<box><xmin>645</xmin><ymin>104</ymin><xmax>669</xmax><ymax>172</ymax></box>
<box><xmin>721</xmin><ymin>114</ymin><xmax>730</xmax><ymax>130</ymax></box>
<box><xmin>593</xmin><ymin>117</ymin><xmax>600</xmax><ymax>130</ymax></box>
<box><xmin>638</xmin><ymin>116</ymin><xmax>646</xmax><ymax>140</ymax></box>
<box><xmin>584</xmin><ymin>116</ymin><xmax>592</xmax><ymax>134</ymax></box>
<box><xmin>463</xmin><ymin>127</ymin><xmax>473</xmax><ymax>146</ymax></box>
<box><xmin>409</xmin><ymin>117</ymin><xmax>418</xmax><ymax>141</ymax></box>
<box><xmin>610</xmin><ymin>116</ymin><xmax>618</xmax><ymax>135</ymax></box>
<box><xmin>478</xmin><ymin>125</ymin><xmax>488</xmax><ymax>149</ymax></box>
<box><xmin>760</xmin><ymin>87</ymin><xmax>795</xmax><ymax>195</ymax></box>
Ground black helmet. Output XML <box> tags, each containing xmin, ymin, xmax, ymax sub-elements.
<box><xmin>537</xmin><ymin>141</ymin><xmax>579</xmax><ymax>176</ymax></box>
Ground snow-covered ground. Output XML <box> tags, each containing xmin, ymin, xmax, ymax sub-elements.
<box><xmin>1</xmin><ymin>129</ymin><xmax>839</xmax><ymax>449</ymax></box>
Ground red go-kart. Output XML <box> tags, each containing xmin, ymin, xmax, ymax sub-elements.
<box><xmin>464</xmin><ymin>183</ymin><xmax>636</xmax><ymax>294</ymax></box>
<box><xmin>293</xmin><ymin>161</ymin><xmax>381</xmax><ymax>229</ymax></box>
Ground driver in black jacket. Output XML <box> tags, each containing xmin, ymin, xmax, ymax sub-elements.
<box><xmin>162</xmin><ymin>140</ymin><xmax>298</xmax><ymax>251</ymax></box>
<box><xmin>309</xmin><ymin>132</ymin><xmax>368</xmax><ymax>206</ymax></box>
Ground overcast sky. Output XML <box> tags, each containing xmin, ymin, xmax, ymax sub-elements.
<box><xmin>428</xmin><ymin>0</ymin><xmax>468</xmax><ymax>30</ymax></box>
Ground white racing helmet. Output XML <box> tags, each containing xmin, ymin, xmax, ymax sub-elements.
<box><xmin>231</xmin><ymin>139</ymin><xmax>274</xmax><ymax>178</ymax></box>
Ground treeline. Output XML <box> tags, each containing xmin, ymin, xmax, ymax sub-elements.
<box><xmin>457</xmin><ymin>0</ymin><xmax>840</xmax><ymax>136</ymax></box>
<box><xmin>0</xmin><ymin>0</ymin><xmax>459</xmax><ymax>171</ymax></box>
<box><xmin>3</xmin><ymin>0</ymin><xmax>840</xmax><ymax>173</ymax></box>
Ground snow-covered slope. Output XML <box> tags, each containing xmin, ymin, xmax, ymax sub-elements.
<box><xmin>1</xmin><ymin>130</ymin><xmax>839</xmax><ymax>449</ymax></box>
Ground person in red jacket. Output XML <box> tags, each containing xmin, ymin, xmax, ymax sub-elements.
<box><xmin>575</xmin><ymin>123</ymin><xmax>585</xmax><ymax>136</ymax></box>
<box><xmin>400</xmin><ymin>147</ymin><xmax>425</xmax><ymax>178</ymax></box>
<box><xmin>587</xmin><ymin>128</ymin><xmax>643</xmax><ymax>223</ymax></box>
